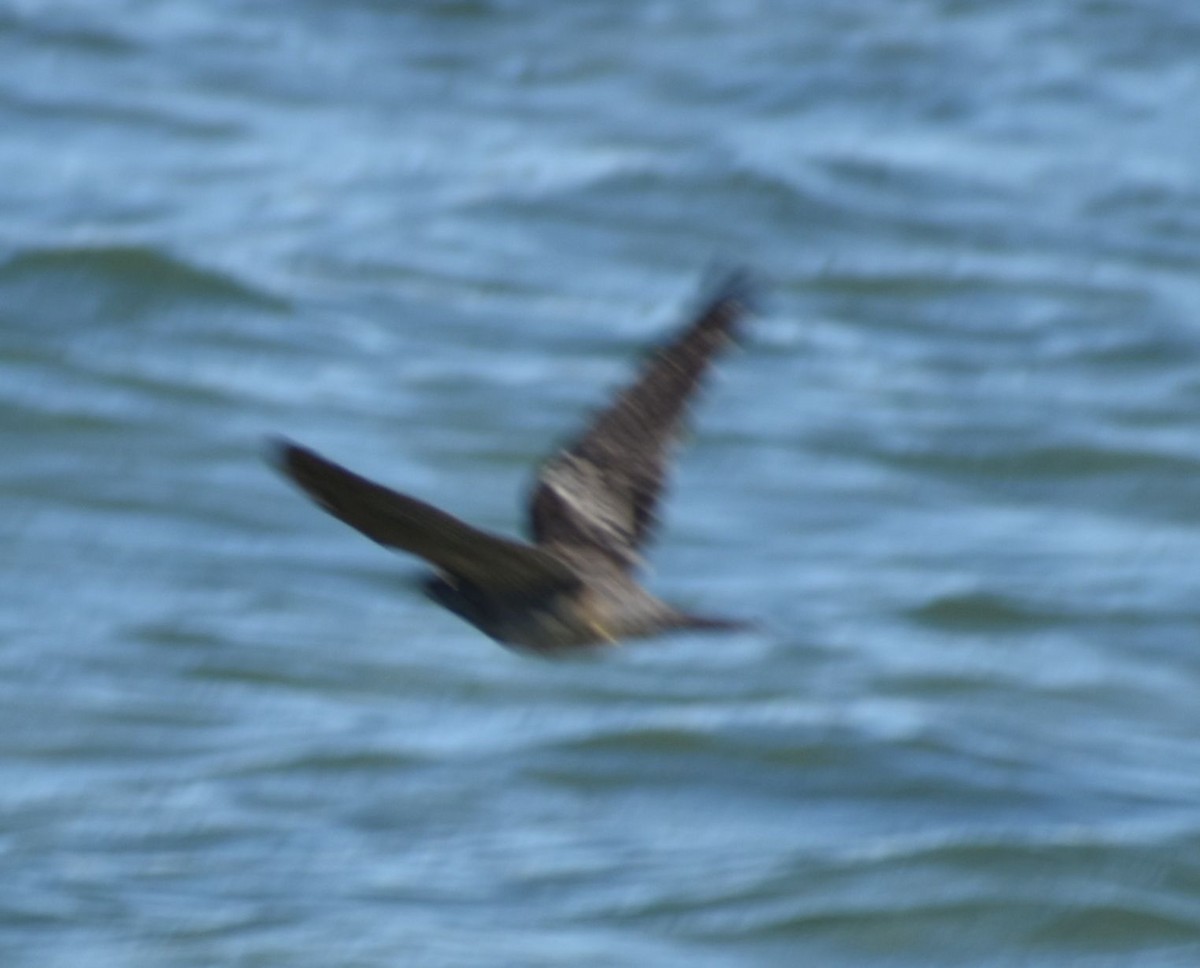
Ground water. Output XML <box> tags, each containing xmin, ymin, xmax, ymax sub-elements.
<box><xmin>4</xmin><ymin>0</ymin><xmax>1200</xmax><ymax>964</ymax></box>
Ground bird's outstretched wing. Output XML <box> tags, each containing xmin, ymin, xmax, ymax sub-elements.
<box><xmin>527</xmin><ymin>270</ymin><xmax>755</xmax><ymax>569</ymax></box>
<box><xmin>274</xmin><ymin>440</ymin><xmax>579</xmax><ymax>597</ymax></box>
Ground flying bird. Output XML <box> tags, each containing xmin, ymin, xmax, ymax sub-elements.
<box><xmin>273</xmin><ymin>271</ymin><xmax>757</xmax><ymax>654</ymax></box>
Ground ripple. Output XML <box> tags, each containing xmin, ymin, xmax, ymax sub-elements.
<box><xmin>0</xmin><ymin>243</ymin><xmax>289</xmax><ymax>320</ymax></box>
<box><xmin>909</xmin><ymin>591</ymin><xmax>1060</xmax><ymax>632</ymax></box>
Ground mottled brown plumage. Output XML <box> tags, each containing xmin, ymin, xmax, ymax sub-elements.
<box><xmin>273</xmin><ymin>271</ymin><xmax>756</xmax><ymax>654</ymax></box>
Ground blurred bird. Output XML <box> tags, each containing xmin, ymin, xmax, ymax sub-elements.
<box><xmin>273</xmin><ymin>270</ymin><xmax>757</xmax><ymax>654</ymax></box>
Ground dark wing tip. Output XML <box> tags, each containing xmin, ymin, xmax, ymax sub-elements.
<box><xmin>264</xmin><ymin>434</ymin><xmax>293</xmax><ymax>469</ymax></box>
<box><xmin>265</xmin><ymin>436</ymin><xmax>337</xmax><ymax>507</ymax></box>
<box><xmin>264</xmin><ymin>435</ymin><xmax>308</xmax><ymax>482</ymax></box>
<box><xmin>697</xmin><ymin>265</ymin><xmax>761</xmax><ymax>327</ymax></box>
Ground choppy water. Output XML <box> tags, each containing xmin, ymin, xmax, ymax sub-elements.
<box><xmin>4</xmin><ymin>1</ymin><xmax>1200</xmax><ymax>965</ymax></box>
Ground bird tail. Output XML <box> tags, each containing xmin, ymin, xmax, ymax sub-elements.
<box><xmin>672</xmin><ymin>612</ymin><xmax>755</xmax><ymax>633</ymax></box>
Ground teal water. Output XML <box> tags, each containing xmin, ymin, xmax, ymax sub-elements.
<box><xmin>4</xmin><ymin>1</ymin><xmax>1200</xmax><ymax>965</ymax></box>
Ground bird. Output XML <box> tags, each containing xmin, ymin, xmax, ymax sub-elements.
<box><xmin>272</xmin><ymin>270</ymin><xmax>757</xmax><ymax>655</ymax></box>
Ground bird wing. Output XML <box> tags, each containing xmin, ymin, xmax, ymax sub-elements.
<box><xmin>527</xmin><ymin>270</ymin><xmax>755</xmax><ymax>569</ymax></box>
<box><xmin>274</xmin><ymin>440</ymin><xmax>579</xmax><ymax>597</ymax></box>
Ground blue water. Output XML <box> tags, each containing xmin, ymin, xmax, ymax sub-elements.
<box><xmin>4</xmin><ymin>1</ymin><xmax>1200</xmax><ymax>965</ymax></box>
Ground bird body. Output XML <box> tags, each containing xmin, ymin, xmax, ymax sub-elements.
<box><xmin>274</xmin><ymin>271</ymin><xmax>756</xmax><ymax>654</ymax></box>
<box><xmin>420</xmin><ymin>549</ymin><xmax>741</xmax><ymax>653</ymax></box>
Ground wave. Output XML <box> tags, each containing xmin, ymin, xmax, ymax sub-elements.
<box><xmin>0</xmin><ymin>243</ymin><xmax>289</xmax><ymax>320</ymax></box>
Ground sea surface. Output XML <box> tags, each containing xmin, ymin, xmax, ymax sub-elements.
<box><xmin>4</xmin><ymin>1</ymin><xmax>1200</xmax><ymax>965</ymax></box>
